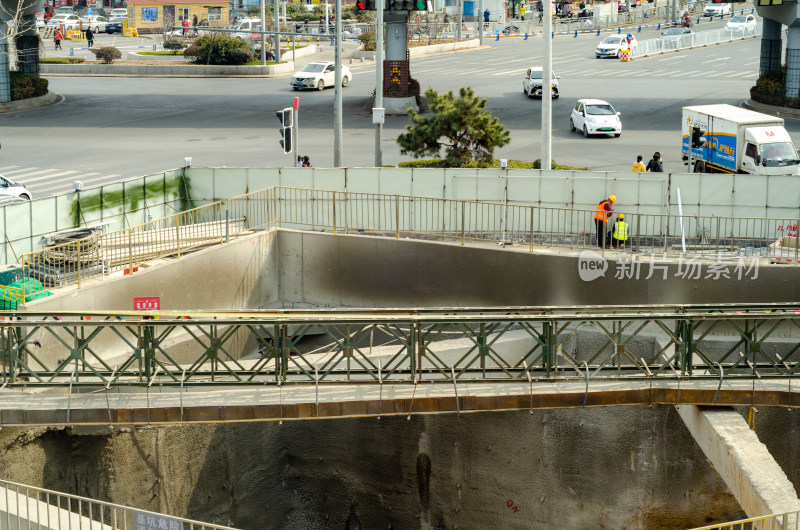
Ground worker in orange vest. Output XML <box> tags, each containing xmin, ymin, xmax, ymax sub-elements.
<box><xmin>594</xmin><ymin>194</ymin><xmax>616</xmax><ymax>248</ymax></box>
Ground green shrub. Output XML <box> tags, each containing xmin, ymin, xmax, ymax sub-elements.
<box><xmin>358</xmin><ymin>32</ymin><xmax>376</xmax><ymax>51</ymax></box>
<box><xmin>407</xmin><ymin>76</ymin><xmax>421</xmax><ymax>106</ymax></box>
<box><xmin>398</xmin><ymin>158</ymin><xmax>588</xmax><ymax>170</ymax></box>
<box><xmin>9</xmin><ymin>73</ymin><xmax>33</xmax><ymax>101</ymax></box>
<box><xmin>95</xmin><ymin>47</ymin><xmax>122</xmax><ymax>64</ymax></box>
<box><xmin>183</xmin><ymin>45</ymin><xmax>200</xmax><ymax>60</ymax></box>
<box><xmin>39</xmin><ymin>57</ymin><xmax>85</xmax><ymax>64</ymax></box>
<box><xmin>187</xmin><ymin>34</ymin><xmax>256</xmax><ymax>65</ymax></box>
<box><xmin>31</xmin><ymin>76</ymin><xmax>48</xmax><ymax>97</ymax></box>
<box><xmin>163</xmin><ymin>38</ymin><xmax>185</xmax><ymax>54</ymax></box>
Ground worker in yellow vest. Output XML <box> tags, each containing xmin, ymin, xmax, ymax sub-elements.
<box><xmin>611</xmin><ymin>213</ymin><xmax>629</xmax><ymax>248</ymax></box>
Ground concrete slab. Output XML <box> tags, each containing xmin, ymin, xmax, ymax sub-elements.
<box><xmin>677</xmin><ymin>404</ymin><xmax>800</xmax><ymax>521</ymax></box>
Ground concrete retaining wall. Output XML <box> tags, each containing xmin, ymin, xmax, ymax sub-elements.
<box><xmin>277</xmin><ymin>230</ymin><xmax>800</xmax><ymax>308</ymax></box>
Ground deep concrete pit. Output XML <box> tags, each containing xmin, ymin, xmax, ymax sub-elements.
<box><xmin>13</xmin><ymin>229</ymin><xmax>800</xmax><ymax>528</ymax></box>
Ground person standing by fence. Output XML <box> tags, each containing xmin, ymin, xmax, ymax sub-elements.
<box><xmin>54</xmin><ymin>27</ymin><xmax>63</xmax><ymax>50</ymax></box>
<box><xmin>594</xmin><ymin>194</ymin><xmax>616</xmax><ymax>248</ymax></box>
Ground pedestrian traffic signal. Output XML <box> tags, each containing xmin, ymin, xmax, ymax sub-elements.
<box><xmin>691</xmin><ymin>126</ymin><xmax>706</xmax><ymax>148</ymax></box>
<box><xmin>355</xmin><ymin>0</ymin><xmax>379</xmax><ymax>9</ymax></box>
<box><xmin>276</xmin><ymin>107</ymin><xmax>293</xmax><ymax>154</ymax></box>
<box><xmin>279</xmin><ymin>127</ymin><xmax>293</xmax><ymax>153</ymax></box>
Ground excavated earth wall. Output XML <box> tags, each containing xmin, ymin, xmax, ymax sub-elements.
<box><xmin>0</xmin><ymin>406</ymin><xmax>756</xmax><ymax>529</ymax></box>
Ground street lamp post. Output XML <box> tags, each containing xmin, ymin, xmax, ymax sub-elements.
<box><xmin>374</xmin><ymin>0</ymin><xmax>384</xmax><ymax>167</ymax></box>
<box><xmin>334</xmin><ymin>0</ymin><xmax>343</xmax><ymax>166</ymax></box>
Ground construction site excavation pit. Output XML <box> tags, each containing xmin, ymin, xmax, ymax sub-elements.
<box><xmin>9</xmin><ymin>228</ymin><xmax>800</xmax><ymax>529</ymax></box>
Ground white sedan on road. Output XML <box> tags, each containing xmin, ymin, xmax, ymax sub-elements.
<box><xmin>704</xmin><ymin>2</ymin><xmax>731</xmax><ymax>16</ymax></box>
<box><xmin>595</xmin><ymin>35</ymin><xmax>638</xmax><ymax>58</ymax></box>
<box><xmin>0</xmin><ymin>175</ymin><xmax>31</xmax><ymax>200</ymax></box>
<box><xmin>569</xmin><ymin>99</ymin><xmax>622</xmax><ymax>138</ymax></box>
<box><xmin>290</xmin><ymin>62</ymin><xmax>352</xmax><ymax>91</ymax></box>
<box><xmin>80</xmin><ymin>16</ymin><xmax>110</xmax><ymax>33</ymax></box>
<box><xmin>726</xmin><ymin>14</ymin><xmax>757</xmax><ymax>31</ymax></box>
<box><xmin>47</xmin><ymin>14</ymin><xmax>81</xmax><ymax>30</ymax></box>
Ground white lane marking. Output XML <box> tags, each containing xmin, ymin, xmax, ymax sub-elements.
<box><xmin>35</xmin><ymin>174</ymin><xmax>118</xmax><ymax>193</ymax></box>
<box><xmin>722</xmin><ymin>71</ymin><xmax>754</xmax><ymax>78</ymax></box>
<box><xmin>701</xmin><ymin>57</ymin><xmax>729</xmax><ymax>64</ymax></box>
<box><xmin>657</xmin><ymin>55</ymin><xmax>682</xmax><ymax>62</ymax></box>
<box><xmin>492</xmin><ymin>68</ymin><xmax>526</xmax><ymax>76</ymax></box>
<box><xmin>2</xmin><ymin>168</ymin><xmax>66</xmax><ymax>180</ymax></box>
<box><xmin>17</xmin><ymin>170</ymin><xmax>81</xmax><ymax>184</ymax></box>
<box><xmin>0</xmin><ymin>166</ymin><xmax>20</xmax><ymax>172</ymax></box>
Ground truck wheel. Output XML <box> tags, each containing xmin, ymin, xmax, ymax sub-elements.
<box><xmin>694</xmin><ymin>161</ymin><xmax>705</xmax><ymax>173</ymax></box>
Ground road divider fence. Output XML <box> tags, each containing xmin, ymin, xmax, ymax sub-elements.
<box><xmin>631</xmin><ymin>22</ymin><xmax>761</xmax><ymax>58</ymax></box>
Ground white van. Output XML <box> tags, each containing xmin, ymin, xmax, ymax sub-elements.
<box><xmin>231</xmin><ymin>18</ymin><xmax>262</xmax><ymax>39</ymax></box>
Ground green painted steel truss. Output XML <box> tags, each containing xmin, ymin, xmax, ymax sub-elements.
<box><xmin>3</xmin><ymin>305</ymin><xmax>800</xmax><ymax>388</ymax></box>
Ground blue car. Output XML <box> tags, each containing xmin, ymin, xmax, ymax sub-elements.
<box><xmin>106</xmin><ymin>18</ymin><xmax>123</xmax><ymax>34</ymax></box>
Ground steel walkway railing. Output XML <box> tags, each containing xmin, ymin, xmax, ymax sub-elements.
<box><xmin>691</xmin><ymin>509</ymin><xmax>800</xmax><ymax>530</ymax></box>
<box><xmin>0</xmin><ymin>477</ymin><xmax>238</xmax><ymax>530</ymax></box>
<box><xmin>3</xmin><ymin>304</ymin><xmax>800</xmax><ymax>389</ymax></box>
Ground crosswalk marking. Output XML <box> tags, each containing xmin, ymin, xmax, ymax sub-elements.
<box><xmin>36</xmin><ymin>174</ymin><xmax>121</xmax><ymax>194</ymax></box>
<box><xmin>20</xmin><ymin>170</ymin><xmax>81</xmax><ymax>184</ymax></box>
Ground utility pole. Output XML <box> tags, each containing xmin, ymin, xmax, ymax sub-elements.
<box><xmin>260</xmin><ymin>0</ymin><xmax>266</xmax><ymax>65</ymax></box>
<box><xmin>274</xmin><ymin>0</ymin><xmax>281</xmax><ymax>62</ymax></box>
<box><xmin>374</xmin><ymin>0</ymin><xmax>384</xmax><ymax>167</ymax></box>
<box><xmin>457</xmin><ymin>0</ymin><xmax>462</xmax><ymax>40</ymax></box>
<box><xmin>541</xmin><ymin>0</ymin><xmax>552</xmax><ymax>169</ymax></box>
<box><xmin>334</xmin><ymin>0</ymin><xmax>343</xmax><ymax>166</ymax></box>
<box><xmin>478</xmin><ymin>0</ymin><xmax>483</xmax><ymax>45</ymax></box>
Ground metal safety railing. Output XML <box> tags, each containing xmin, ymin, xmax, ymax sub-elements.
<box><xmin>21</xmin><ymin>201</ymin><xmax>228</xmax><ymax>294</ymax></box>
<box><xmin>632</xmin><ymin>19</ymin><xmax>761</xmax><ymax>58</ymax></box>
<box><xmin>691</xmin><ymin>509</ymin><xmax>800</xmax><ymax>530</ymax></box>
<box><xmin>0</xmin><ymin>477</ymin><xmax>238</xmax><ymax>530</ymax></box>
<box><xmin>15</xmin><ymin>186</ymin><xmax>800</xmax><ymax>302</ymax></box>
<box><xmin>5</xmin><ymin>304</ymin><xmax>800</xmax><ymax>388</ymax></box>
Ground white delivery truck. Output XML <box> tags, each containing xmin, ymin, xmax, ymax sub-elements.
<box><xmin>682</xmin><ymin>104</ymin><xmax>800</xmax><ymax>175</ymax></box>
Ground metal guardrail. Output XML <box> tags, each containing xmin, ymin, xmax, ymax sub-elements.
<box><xmin>16</xmin><ymin>186</ymin><xmax>800</xmax><ymax>302</ymax></box>
<box><xmin>0</xmin><ymin>477</ymin><xmax>239</xmax><ymax>529</ymax></box>
<box><xmin>632</xmin><ymin>19</ymin><xmax>761</xmax><ymax>58</ymax></box>
<box><xmin>692</xmin><ymin>509</ymin><xmax>799</xmax><ymax>530</ymax></box>
<box><xmin>21</xmin><ymin>202</ymin><xmax>227</xmax><ymax>295</ymax></box>
<box><xmin>4</xmin><ymin>304</ymin><xmax>800</xmax><ymax>388</ymax></box>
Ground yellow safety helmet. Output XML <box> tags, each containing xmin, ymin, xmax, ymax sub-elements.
<box><xmin>618</xmin><ymin>213</ymin><xmax>625</xmax><ymax>220</ymax></box>
<box><xmin>609</xmin><ymin>195</ymin><xmax>617</xmax><ymax>203</ymax></box>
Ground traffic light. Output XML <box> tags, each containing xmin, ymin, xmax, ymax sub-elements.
<box><xmin>276</xmin><ymin>108</ymin><xmax>293</xmax><ymax>154</ymax></box>
<box><xmin>356</xmin><ymin>0</ymin><xmax>378</xmax><ymax>9</ymax></box>
<box><xmin>414</xmin><ymin>0</ymin><xmax>426</xmax><ymax>9</ymax></box>
<box><xmin>691</xmin><ymin>126</ymin><xmax>706</xmax><ymax>148</ymax></box>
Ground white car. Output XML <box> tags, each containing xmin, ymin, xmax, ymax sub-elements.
<box><xmin>726</xmin><ymin>14</ymin><xmax>756</xmax><ymax>31</ymax></box>
<box><xmin>569</xmin><ymin>99</ymin><xmax>622</xmax><ymax>138</ymax></box>
<box><xmin>0</xmin><ymin>175</ymin><xmax>31</xmax><ymax>200</ymax></box>
<box><xmin>290</xmin><ymin>62</ymin><xmax>352</xmax><ymax>91</ymax></box>
<box><xmin>80</xmin><ymin>15</ymin><xmax>110</xmax><ymax>33</ymax></box>
<box><xmin>704</xmin><ymin>2</ymin><xmax>731</xmax><ymax>16</ymax></box>
<box><xmin>47</xmin><ymin>14</ymin><xmax>81</xmax><ymax>30</ymax></box>
<box><xmin>595</xmin><ymin>34</ymin><xmax>638</xmax><ymax>58</ymax></box>
<box><xmin>522</xmin><ymin>66</ymin><xmax>559</xmax><ymax>98</ymax></box>
<box><xmin>110</xmin><ymin>8</ymin><xmax>129</xmax><ymax>18</ymax></box>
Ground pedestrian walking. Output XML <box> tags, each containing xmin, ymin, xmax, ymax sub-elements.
<box><xmin>632</xmin><ymin>155</ymin><xmax>646</xmax><ymax>172</ymax></box>
<box><xmin>611</xmin><ymin>213</ymin><xmax>629</xmax><ymax>248</ymax></box>
<box><xmin>54</xmin><ymin>27</ymin><xmax>63</xmax><ymax>50</ymax></box>
<box><xmin>519</xmin><ymin>3</ymin><xmax>526</xmax><ymax>20</ymax></box>
<box><xmin>84</xmin><ymin>26</ymin><xmax>94</xmax><ymax>47</ymax></box>
<box><xmin>182</xmin><ymin>18</ymin><xmax>190</xmax><ymax>35</ymax></box>
<box><xmin>594</xmin><ymin>194</ymin><xmax>616</xmax><ymax>248</ymax></box>
<box><xmin>484</xmin><ymin>8</ymin><xmax>490</xmax><ymax>22</ymax></box>
<box><xmin>192</xmin><ymin>14</ymin><xmax>198</xmax><ymax>26</ymax></box>
<box><xmin>646</xmin><ymin>152</ymin><xmax>664</xmax><ymax>172</ymax></box>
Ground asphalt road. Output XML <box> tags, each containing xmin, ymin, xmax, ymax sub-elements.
<box><xmin>0</xmin><ymin>11</ymin><xmax>780</xmax><ymax>198</ymax></box>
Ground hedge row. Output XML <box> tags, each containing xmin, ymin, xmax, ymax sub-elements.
<box><xmin>10</xmin><ymin>72</ymin><xmax>48</xmax><ymax>101</ymax></box>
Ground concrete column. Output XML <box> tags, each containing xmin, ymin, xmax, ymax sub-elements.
<box><xmin>384</xmin><ymin>14</ymin><xmax>407</xmax><ymax>61</ymax></box>
<box><xmin>16</xmin><ymin>14</ymin><xmax>39</xmax><ymax>78</ymax></box>
<box><xmin>760</xmin><ymin>17</ymin><xmax>782</xmax><ymax>77</ymax></box>
<box><xmin>676</xmin><ymin>405</ymin><xmax>800</xmax><ymax>521</ymax></box>
<box><xmin>786</xmin><ymin>23</ymin><xmax>800</xmax><ymax>98</ymax></box>
<box><xmin>0</xmin><ymin>22</ymin><xmax>10</xmax><ymax>103</ymax></box>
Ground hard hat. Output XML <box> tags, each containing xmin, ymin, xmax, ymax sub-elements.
<box><xmin>609</xmin><ymin>195</ymin><xmax>617</xmax><ymax>203</ymax></box>
<box><xmin>618</xmin><ymin>213</ymin><xmax>625</xmax><ymax>219</ymax></box>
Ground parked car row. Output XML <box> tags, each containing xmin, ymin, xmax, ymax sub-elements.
<box><xmin>44</xmin><ymin>13</ymin><xmax>125</xmax><ymax>33</ymax></box>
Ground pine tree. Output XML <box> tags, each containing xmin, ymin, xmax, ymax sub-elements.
<box><xmin>397</xmin><ymin>87</ymin><xmax>511</xmax><ymax>167</ymax></box>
